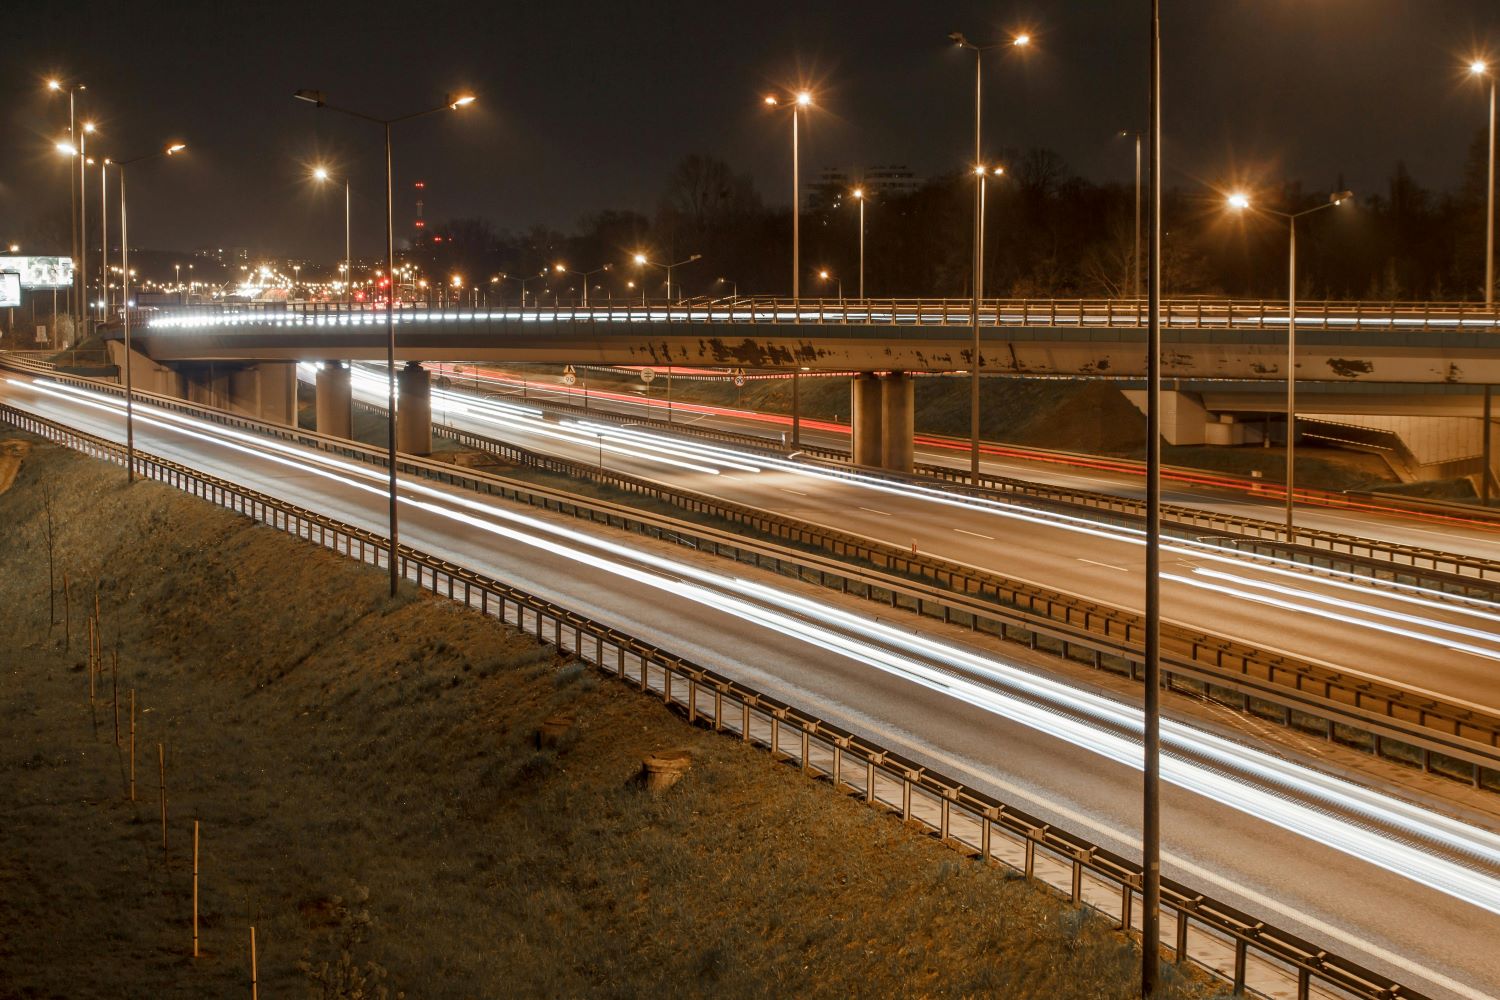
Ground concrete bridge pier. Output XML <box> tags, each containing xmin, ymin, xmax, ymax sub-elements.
<box><xmin>315</xmin><ymin>362</ymin><xmax>352</xmax><ymax>439</ymax></box>
<box><xmin>851</xmin><ymin>372</ymin><xmax>884</xmax><ymax>467</ymax></box>
<box><xmin>880</xmin><ymin>372</ymin><xmax>915</xmax><ymax>474</ymax></box>
<box><xmin>396</xmin><ymin>362</ymin><xmax>432</xmax><ymax>455</ymax></box>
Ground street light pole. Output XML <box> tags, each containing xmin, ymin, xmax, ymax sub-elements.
<box><xmin>1227</xmin><ymin>189</ymin><xmax>1352</xmax><ymax>542</ymax></box>
<box><xmin>1121</xmin><ymin>130</ymin><xmax>1143</xmax><ymax>299</ymax></box>
<box><xmin>1473</xmin><ymin>62</ymin><xmax>1497</xmax><ymax>309</ymax></box>
<box><xmin>116</xmin><ymin>143</ymin><xmax>189</xmax><ymax>485</ymax></box>
<box><xmin>764</xmin><ymin>90</ymin><xmax>813</xmax><ymax>448</ymax></box>
<box><xmin>853</xmin><ymin>187</ymin><xmax>866</xmax><ymax>299</ymax></box>
<box><xmin>295</xmin><ymin>88</ymin><xmax>477</xmax><ymax>597</ymax></box>
<box><xmin>100</xmin><ymin>160</ymin><xmax>110</xmax><ymax>320</ymax></box>
<box><xmin>1142</xmin><ymin>3</ymin><xmax>1162</xmax><ymax>994</ymax></box>
<box><xmin>950</xmin><ymin>30</ymin><xmax>1029</xmax><ymax>478</ymax></box>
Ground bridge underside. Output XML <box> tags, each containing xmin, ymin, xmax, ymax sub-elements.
<box><xmin>122</xmin><ymin>318</ymin><xmax>1500</xmax><ymax>383</ymax></box>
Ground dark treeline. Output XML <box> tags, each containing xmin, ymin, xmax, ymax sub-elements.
<box><xmin>415</xmin><ymin>133</ymin><xmax>1493</xmax><ymax>305</ymax></box>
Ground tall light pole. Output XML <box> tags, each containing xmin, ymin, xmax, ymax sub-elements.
<box><xmin>48</xmin><ymin>79</ymin><xmax>85</xmax><ymax>328</ymax></box>
<box><xmin>950</xmin><ymin>30</ymin><xmax>1030</xmax><ymax>477</ymax></box>
<box><xmin>1472</xmin><ymin>60</ymin><xmax>1496</xmax><ymax>309</ymax></box>
<box><xmin>1227</xmin><ymin>188</ymin><xmax>1352</xmax><ymax>543</ymax></box>
<box><xmin>631</xmin><ymin>252</ymin><xmax>700</xmax><ymax>303</ymax></box>
<box><xmin>765</xmin><ymin>89</ymin><xmax>813</xmax><ymax>448</ymax></box>
<box><xmin>294</xmin><ymin>88</ymin><xmax>477</xmax><ymax>598</ymax></box>
<box><xmin>499</xmin><ymin>270</ymin><xmax>545</xmax><ymax>307</ymax></box>
<box><xmin>554</xmin><ymin>262</ymin><xmax>611</xmax><ymax>306</ymax></box>
<box><xmin>817</xmin><ymin>268</ymin><xmax>842</xmax><ymax>300</ymax></box>
<box><xmin>100</xmin><ymin>158</ymin><xmax>111</xmax><ymax>319</ymax></box>
<box><xmin>1143</xmin><ymin>5</ymin><xmax>1162</xmax><ymax>994</ymax></box>
<box><xmin>312</xmin><ymin>166</ymin><xmax>352</xmax><ymax>305</ymax></box>
<box><xmin>1120</xmin><ymin>130</ymin><xmax>1143</xmax><ymax>299</ymax></box>
<box><xmin>79</xmin><ymin>123</ymin><xmax>94</xmax><ymax>329</ymax></box>
<box><xmin>117</xmin><ymin>143</ymin><xmax>188</xmax><ymax>484</ymax></box>
<box><xmin>852</xmin><ymin>187</ymin><xmax>866</xmax><ymax>299</ymax></box>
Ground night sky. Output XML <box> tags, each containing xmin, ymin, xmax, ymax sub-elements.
<box><xmin>2</xmin><ymin>1</ymin><xmax>1495</xmax><ymax>264</ymax></box>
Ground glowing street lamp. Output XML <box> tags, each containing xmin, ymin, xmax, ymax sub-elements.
<box><xmin>762</xmin><ymin>89</ymin><xmax>815</xmax><ymax>300</ymax></box>
<box><xmin>1226</xmin><ymin>187</ymin><xmax>1353</xmax><ymax>541</ymax></box>
<box><xmin>949</xmin><ymin>28</ymin><xmax>1032</xmax><ymax>476</ymax></box>
<box><xmin>631</xmin><ymin>252</ymin><xmax>700</xmax><ymax>303</ymax></box>
<box><xmin>294</xmin><ymin>87</ymin><xmax>477</xmax><ymax>597</ymax></box>
<box><xmin>817</xmin><ymin>268</ymin><xmax>842</xmax><ymax>301</ymax></box>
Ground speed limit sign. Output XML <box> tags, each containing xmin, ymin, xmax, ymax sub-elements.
<box><xmin>731</xmin><ymin>368</ymin><xmax>746</xmax><ymax>387</ymax></box>
<box><xmin>562</xmin><ymin>364</ymin><xmax>577</xmax><ymax>386</ymax></box>
<box><xmin>640</xmin><ymin>367</ymin><xmax>656</xmax><ymax>384</ymax></box>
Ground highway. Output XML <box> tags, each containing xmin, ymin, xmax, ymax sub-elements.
<box><xmin>341</xmin><ymin>365</ymin><xmax>1500</xmax><ymax>713</ymax></box>
<box><xmin>4</xmin><ymin>368</ymin><xmax>1500</xmax><ymax>999</ymax></box>
<box><xmin>453</xmin><ymin>363</ymin><xmax>1500</xmax><ymax>564</ymax></box>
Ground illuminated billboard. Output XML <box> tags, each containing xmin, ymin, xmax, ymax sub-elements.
<box><xmin>0</xmin><ymin>272</ymin><xmax>20</xmax><ymax>308</ymax></box>
<box><xmin>0</xmin><ymin>256</ymin><xmax>75</xmax><ymax>289</ymax></box>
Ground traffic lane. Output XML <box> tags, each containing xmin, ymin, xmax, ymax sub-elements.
<box><xmin>9</xmin><ymin>377</ymin><xmax>1499</xmax><ymax>998</ymax></box>
<box><xmin>420</xmin><ymin>401</ymin><xmax>1499</xmax><ymax>708</ymax></box>
<box><xmin>479</xmin><ymin>367</ymin><xmax>1500</xmax><ymax>562</ymax></box>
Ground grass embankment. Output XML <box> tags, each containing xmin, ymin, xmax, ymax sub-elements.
<box><xmin>0</xmin><ymin>436</ymin><xmax>1219</xmax><ymax>998</ymax></box>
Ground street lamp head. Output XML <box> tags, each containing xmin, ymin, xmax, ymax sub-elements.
<box><xmin>852</xmin><ymin>187</ymin><xmax>864</xmax><ymax>200</ymax></box>
<box><xmin>688</xmin><ymin>253</ymin><xmax>703</xmax><ymax>262</ymax></box>
<box><xmin>1330</xmin><ymin>190</ymin><xmax>1354</xmax><ymax>206</ymax></box>
<box><xmin>312</xmin><ymin>166</ymin><xmax>330</xmax><ymax>182</ymax></box>
<box><xmin>56</xmin><ymin>141</ymin><xmax>77</xmax><ymax>156</ymax></box>
<box><xmin>763</xmin><ymin>95</ymin><xmax>778</xmax><ymax>106</ymax></box>
<box><xmin>632</xmin><ymin>253</ymin><xmax>648</xmax><ymax>265</ymax></box>
<box><xmin>1013</xmin><ymin>33</ymin><xmax>1031</xmax><ymax>47</ymax></box>
<box><xmin>293</xmin><ymin>89</ymin><xmax>326</xmax><ymax>106</ymax></box>
<box><xmin>165</xmin><ymin>143</ymin><xmax>187</xmax><ymax>155</ymax></box>
<box><xmin>555</xmin><ymin>263</ymin><xmax>567</xmax><ymax>273</ymax></box>
<box><xmin>83</xmin><ymin>121</ymin><xmax>96</xmax><ymax>134</ymax></box>
<box><xmin>447</xmin><ymin>93</ymin><xmax>478</xmax><ymax>109</ymax></box>
<box><xmin>47</xmin><ymin>79</ymin><xmax>62</xmax><ymax>91</ymax></box>
<box><xmin>795</xmin><ymin>91</ymin><xmax>812</xmax><ymax>106</ymax></box>
<box><xmin>948</xmin><ymin>31</ymin><xmax>969</xmax><ymax>48</ymax></box>
<box><xmin>1227</xmin><ymin>193</ymin><xmax>1251</xmax><ymax>211</ymax></box>
<box><xmin>1471</xmin><ymin>59</ymin><xmax>1490</xmax><ymax>77</ymax></box>
<box><xmin>818</xmin><ymin>269</ymin><xmax>830</xmax><ymax>280</ymax></box>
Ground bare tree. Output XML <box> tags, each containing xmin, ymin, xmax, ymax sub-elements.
<box><xmin>41</xmin><ymin>484</ymin><xmax>58</xmax><ymax>628</ymax></box>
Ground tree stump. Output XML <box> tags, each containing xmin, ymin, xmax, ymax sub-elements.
<box><xmin>535</xmin><ymin>714</ymin><xmax>576</xmax><ymax>750</ymax></box>
<box><xmin>640</xmin><ymin>750</ymin><xmax>692</xmax><ymax>793</ymax></box>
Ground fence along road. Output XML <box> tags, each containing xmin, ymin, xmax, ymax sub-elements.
<box><xmin>4</xmin><ymin>376</ymin><xmax>1500</xmax><ymax>999</ymax></box>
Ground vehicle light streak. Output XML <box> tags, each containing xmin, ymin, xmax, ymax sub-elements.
<box><xmin>12</xmin><ymin>373</ymin><xmax>1500</xmax><ymax>925</ymax></box>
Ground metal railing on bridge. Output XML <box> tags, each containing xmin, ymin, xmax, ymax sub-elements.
<box><xmin>134</xmin><ymin>296</ymin><xmax>1500</xmax><ymax>332</ymax></box>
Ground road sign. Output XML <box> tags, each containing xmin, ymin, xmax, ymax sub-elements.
<box><xmin>640</xmin><ymin>367</ymin><xmax>656</xmax><ymax>384</ymax></box>
<box><xmin>0</xmin><ymin>272</ymin><xmax>19</xmax><ymax>308</ymax></box>
<box><xmin>561</xmin><ymin>364</ymin><xmax>577</xmax><ymax>386</ymax></box>
<box><xmin>732</xmin><ymin>368</ymin><xmax>746</xmax><ymax>387</ymax></box>
<box><xmin>35</xmin><ymin>326</ymin><xmax>48</xmax><ymax>344</ymax></box>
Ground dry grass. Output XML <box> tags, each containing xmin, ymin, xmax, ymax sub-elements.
<box><xmin>0</xmin><ymin>437</ymin><xmax>1222</xmax><ymax>999</ymax></box>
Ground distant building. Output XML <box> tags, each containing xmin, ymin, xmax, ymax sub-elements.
<box><xmin>808</xmin><ymin>164</ymin><xmax>922</xmax><ymax>211</ymax></box>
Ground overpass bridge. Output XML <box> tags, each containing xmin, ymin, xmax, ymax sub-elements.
<box><xmin>106</xmin><ymin>297</ymin><xmax>1500</xmax><ymax>475</ymax></box>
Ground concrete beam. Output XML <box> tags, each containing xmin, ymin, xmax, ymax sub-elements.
<box><xmin>396</xmin><ymin>362</ymin><xmax>432</xmax><ymax>455</ymax></box>
<box><xmin>315</xmin><ymin>362</ymin><xmax>353</xmax><ymax>439</ymax></box>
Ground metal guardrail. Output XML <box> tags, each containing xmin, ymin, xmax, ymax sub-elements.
<box><xmin>0</xmin><ymin>401</ymin><xmax>1434</xmax><ymax>1000</ymax></box>
<box><xmin>471</xmin><ymin>385</ymin><xmax>1500</xmax><ymax>599</ymax></box>
<box><xmin>135</xmin><ymin>296</ymin><xmax>1500</xmax><ymax>332</ymax></box>
<box><xmin>3</xmin><ymin>347</ymin><xmax>1496</xmax><ymax>786</ymax></box>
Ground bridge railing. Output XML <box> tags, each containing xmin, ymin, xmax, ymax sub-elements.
<box><xmin>0</xmin><ymin>399</ymin><xmax>1438</xmax><ymax>1000</ymax></box>
<box><xmin>134</xmin><ymin>296</ymin><xmax>1500</xmax><ymax>332</ymax></box>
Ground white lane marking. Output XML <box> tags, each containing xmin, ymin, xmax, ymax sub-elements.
<box><xmin>1078</xmin><ymin>558</ymin><xmax>1131</xmax><ymax>573</ymax></box>
<box><xmin>857</xmin><ymin>506</ymin><xmax>892</xmax><ymax>516</ymax></box>
<box><xmin>954</xmin><ymin>528</ymin><xmax>995</xmax><ymax>540</ymax></box>
<box><xmin>779</xmin><ymin>487</ymin><xmax>808</xmax><ymax>497</ymax></box>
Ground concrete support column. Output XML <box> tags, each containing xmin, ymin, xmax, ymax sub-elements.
<box><xmin>851</xmin><ymin>372</ymin><xmax>884</xmax><ymax>467</ymax></box>
<box><xmin>256</xmin><ymin>362</ymin><xmax>297</xmax><ymax>427</ymax></box>
<box><xmin>315</xmin><ymin>362</ymin><xmax>353</xmax><ymax>439</ymax></box>
<box><xmin>396</xmin><ymin>361</ymin><xmax>432</xmax><ymax>456</ymax></box>
<box><xmin>880</xmin><ymin>371</ymin><xmax>915</xmax><ymax>474</ymax></box>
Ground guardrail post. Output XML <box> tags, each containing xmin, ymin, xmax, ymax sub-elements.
<box><xmin>1233</xmin><ymin>938</ymin><xmax>1247</xmax><ymax>994</ymax></box>
<box><xmin>1070</xmin><ymin>854</ymin><xmax>1082</xmax><ymax>904</ymax></box>
<box><xmin>1175</xmin><ymin>905</ymin><xmax>1189</xmax><ymax>962</ymax></box>
<box><xmin>800</xmin><ymin>726</ymin><xmax>810</xmax><ymax>772</ymax></box>
<box><xmin>687</xmin><ymin>677</ymin><xmax>698</xmax><ymax>723</ymax></box>
<box><xmin>901</xmin><ymin>772</ymin><xmax>912</xmax><ymax>822</ymax></box>
<box><xmin>1120</xmin><ymin>883</ymin><xmax>1133</xmax><ymax>932</ymax></box>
